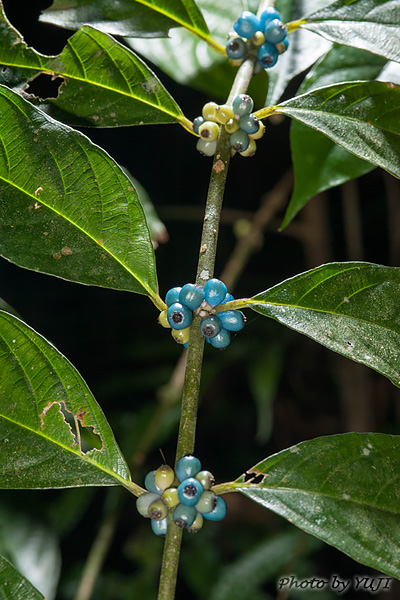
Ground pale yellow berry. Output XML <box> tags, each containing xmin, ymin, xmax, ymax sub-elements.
<box><xmin>249</xmin><ymin>121</ymin><xmax>265</xmax><ymax>140</ymax></box>
<box><xmin>158</xmin><ymin>310</ymin><xmax>171</xmax><ymax>328</ymax></box>
<box><xmin>215</xmin><ymin>104</ymin><xmax>234</xmax><ymax>125</ymax></box>
<box><xmin>239</xmin><ymin>137</ymin><xmax>257</xmax><ymax>157</ymax></box>
<box><xmin>171</xmin><ymin>327</ymin><xmax>191</xmax><ymax>344</ymax></box>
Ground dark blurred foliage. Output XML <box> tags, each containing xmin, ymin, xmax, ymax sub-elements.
<box><xmin>1</xmin><ymin>1</ymin><xmax>400</xmax><ymax>598</ymax></box>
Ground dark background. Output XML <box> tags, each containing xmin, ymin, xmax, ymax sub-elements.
<box><xmin>1</xmin><ymin>1</ymin><xmax>400</xmax><ymax>598</ymax></box>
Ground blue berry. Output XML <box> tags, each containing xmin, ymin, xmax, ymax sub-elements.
<box><xmin>144</xmin><ymin>470</ymin><xmax>161</xmax><ymax>494</ymax></box>
<box><xmin>165</xmin><ymin>287</ymin><xmax>182</xmax><ymax>307</ymax></box>
<box><xmin>222</xmin><ymin>292</ymin><xmax>235</xmax><ymax>304</ymax></box>
<box><xmin>204</xmin><ymin>278</ymin><xmax>227</xmax><ymax>306</ymax></box>
<box><xmin>193</xmin><ymin>116</ymin><xmax>204</xmax><ymax>134</ymax></box>
<box><xmin>176</xmin><ymin>455</ymin><xmax>202</xmax><ymax>482</ymax></box>
<box><xmin>264</xmin><ymin>19</ymin><xmax>287</xmax><ymax>44</ymax></box>
<box><xmin>217</xmin><ymin>310</ymin><xmax>245</xmax><ymax>332</ymax></box>
<box><xmin>136</xmin><ymin>492</ymin><xmax>160</xmax><ymax>518</ymax></box>
<box><xmin>238</xmin><ymin>113</ymin><xmax>260</xmax><ymax>135</ymax></box>
<box><xmin>226</xmin><ymin>37</ymin><xmax>246</xmax><ymax>59</ymax></box>
<box><xmin>257</xmin><ymin>42</ymin><xmax>278</xmax><ymax>68</ymax></box>
<box><xmin>173</xmin><ymin>503</ymin><xmax>197</xmax><ymax>529</ymax></box>
<box><xmin>200</xmin><ymin>315</ymin><xmax>222</xmax><ymax>339</ymax></box>
<box><xmin>177</xmin><ymin>477</ymin><xmax>203</xmax><ymax>506</ymax></box>
<box><xmin>232</xmin><ymin>94</ymin><xmax>254</xmax><ymax>116</ymax></box>
<box><xmin>203</xmin><ymin>496</ymin><xmax>227</xmax><ymax>521</ymax></box>
<box><xmin>233</xmin><ymin>11</ymin><xmax>260</xmax><ymax>39</ymax></box>
<box><xmin>210</xmin><ymin>328</ymin><xmax>231</xmax><ymax>349</ymax></box>
<box><xmin>259</xmin><ymin>7</ymin><xmax>280</xmax><ymax>30</ymax></box>
<box><xmin>151</xmin><ymin>516</ymin><xmax>168</xmax><ymax>536</ymax></box>
<box><xmin>179</xmin><ymin>283</ymin><xmax>205</xmax><ymax>310</ymax></box>
<box><xmin>230</xmin><ymin>129</ymin><xmax>250</xmax><ymax>153</ymax></box>
<box><xmin>167</xmin><ymin>302</ymin><xmax>193</xmax><ymax>330</ymax></box>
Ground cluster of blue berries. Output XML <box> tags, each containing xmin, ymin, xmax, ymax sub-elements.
<box><xmin>227</xmin><ymin>8</ymin><xmax>289</xmax><ymax>70</ymax></box>
<box><xmin>158</xmin><ymin>278</ymin><xmax>245</xmax><ymax>349</ymax></box>
<box><xmin>193</xmin><ymin>95</ymin><xmax>264</xmax><ymax>157</ymax></box>
<box><xmin>136</xmin><ymin>456</ymin><xmax>226</xmax><ymax>535</ymax></box>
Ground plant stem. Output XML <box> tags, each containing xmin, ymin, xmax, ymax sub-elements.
<box><xmin>157</xmin><ymin>52</ymin><xmax>258</xmax><ymax>600</ymax></box>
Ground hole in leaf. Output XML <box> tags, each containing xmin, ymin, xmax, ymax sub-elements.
<box><xmin>25</xmin><ymin>73</ymin><xmax>64</xmax><ymax>99</ymax></box>
<box><xmin>243</xmin><ymin>469</ymin><xmax>265</xmax><ymax>484</ymax></box>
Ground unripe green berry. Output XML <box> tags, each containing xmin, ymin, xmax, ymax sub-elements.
<box><xmin>161</xmin><ymin>487</ymin><xmax>180</xmax><ymax>508</ymax></box>
<box><xmin>195</xmin><ymin>490</ymin><xmax>217</xmax><ymax>514</ymax></box>
<box><xmin>196</xmin><ymin>138</ymin><xmax>217</xmax><ymax>157</ymax></box>
<box><xmin>252</xmin><ymin>31</ymin><xmax>266</xmax><ymax>46</ymax></box>
<box><xmin>155</xmin><ymin>464</ymin><xmax>175</xmax><ymax>491</ymax></box>
<box><xmin>171</xmin><ymin>326</ymin><xmax>191</xmax><ymax>345</ymax></box>
<box><xmin>158</xmin><ymin>310</ymin><xmax>171</xmax><ymax>329</ymax></box>
<box><xmin>202</xmin><ymin>101</ymin><xmax>219</xmax><ymax>121</ymax></box>
<box><xmin>148</xmin><ymin>498</ymin><xmax>169</xmax><ymax>521</ymax></box>
<box><xmin>225</xmin><ymin>118</ymin><xmax>240</xmax><ymax>134</ymax></box>
<box><xmin>195</xmin><ymin>470</ymin><xmax>215</xmax><ymax>490</ymax></box>
<box><xmin>173</xmin><ymin>503</ymin><xmax>197</xmax><ymax>529</ymax></box>
<box><xmin>136</xmin><ymin>492</ymin><xmax>160</xmax><ymax>518</ymax></box>
<box><xmin>199</xmin><ymin>121</ymin><xmax>220</xmax><ymax>142</ymax></box>
<box><xmin>215</xmin><ymin>104</ymin><xmax>234</xmax><ymax>125</ymax></box>
<box><xmin>187</xmin><ymin>511</ymin><xmax>204</xmax><ymax>534</ymax></box>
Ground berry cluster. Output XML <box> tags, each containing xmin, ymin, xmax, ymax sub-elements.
<box><xmin>158</xmin><ymin>278</ymin><xmax>245</xmax><ymax>350</ymax></box>
<box><xmin>227</xmin><ymin>8</ymin><xmax>289</xmax><ymax>70</ymax></box>
<box><xmin>136</xmin><ymin>456</ymin><xmax>226</xmax><ymax>536</ymax></box>
<box><xmin>193</xmin><ymin>95</ymin><xmax>264</xmax><ymax>158</ymax></box>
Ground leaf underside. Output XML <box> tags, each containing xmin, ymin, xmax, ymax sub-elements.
<box><xmin>235</xmin><ymin>432</ymin><xmax>400</xmax><ymax>579</ymax></box>
<box><xmin>0</xmin><ymin>554</ymin><xmax>45</xmax><ymax>600</ymax></box>
<box><xmin>249</xmin><ymin>262</ymin><xmax>400</xmax><ymax>387</ymax></box>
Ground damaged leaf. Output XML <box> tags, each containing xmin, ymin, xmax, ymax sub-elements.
<box><xmin>0</xmin><ymin>310</ymin><xmax>140</xmax><ymax>493</ymax></box>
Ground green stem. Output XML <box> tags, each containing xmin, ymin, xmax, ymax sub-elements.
<box><xmin>157</xmin><ymin>50</ymin><xmax>258</xmax><ymax>600</ymax></box>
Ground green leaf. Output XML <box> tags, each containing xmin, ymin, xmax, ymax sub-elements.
<box><xmin>0</xmin><ymin>310</ymin><xmax>139</xmax><ymax>492</ymax></box>
<box><xmin>230</xmin><ymin>433</ymin><xmax>400</xmax><ymax>579</ymax></box>
<box><xmin>245</xmin><ymin>262</ymin><xmax>400</xmax><ymax>387</ymax></box>
<box><xmin>269</xmin><ymin>80</ymin><xmax>400</xmax><ymax>180</ymax></box>
<box><xmin>39</xmin><ymin>0</ymin><xmax>224</xmax><ymax>54</ymax></box>
<box><xmin>283</xmin><ymin>45</ymin><xmax>388</xmax><ymax>228</ymax></box>
<box><xmin>0</xmin><ymin>554</ymin><xmax>45</xmax><ymax>600</ymax></box>
<box><xmin>0</xmin><ymin>502</ymin><xmax>60</xmax><ymax>600</ymax></box>
<box><xmin>0</xmin><ymin>84</ymin><xmax>164</xmax><ymax>307</ymax></box>
<box><xmin>299</xmin><ymin>0</ymin><xmax>400</xmax><ymax>64</ymax></box>
<box><xmin>0</xmin><ymin>6</ymin><xmax>189</xmax><ymax>129</ymax></box>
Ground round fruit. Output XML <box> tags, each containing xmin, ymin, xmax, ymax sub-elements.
<box><xmin>177</xmin><ymin>477</ymin><xmax>203</xmax><ymax>506</ymax></box>
<box><xmin>136</xmin><ymin>492</ymin><xmax>160</xmax><ymax>518</ymax></box>
<box><xmin>232</xmin><ymin>93</ymin><xmax>254</xmax><ymax>116</ymax></box>
<box><xmin>176</xmin><ymin>455</ymin><xmax>202</xmax><ymax>482</ymax></box>
<box><xmin>252</xmin><ymin>31</ymin><xmax>266</xmax><ymax>46</ymax></box>
<box><xmin>222</xmin><ymin>292</ymin><xmax>235</xmax><ymax>304</ymax></box>
<box><xmin>249</xmin><ymin>121</ymin><xmax>265</xmax><ymax>140</ymax></box>
<box><xmin>202</xmin><ymin>496</ymin><xmax>227</xmax><ymax>521</ymax></box>
<box><xmin>215</xmin><ymin>104</ymin><xmax>234</xmax><ymax>125</ymax></box>
<box><xmin>200</xmin><ymin>315</ymin><xmax>222</xmax><ymax>339</ymax></box>
<box><xmin>196</xmin><ymin>138</ymin><xmax>217</xmax><ymax>157</ymax></box>
<box><xmin>239</xmin><ymin>137</ymin><xmax>257</xmax><ymax>157</ymax></box>
<box><xmin>217</xmin><ymin>310</ymin><xmax>245</xmax><ymax>331</ymax></box>
<box><xmin>276</xmin><ymin>36</ymin><xmax>289</xmax><ymax>54</ymax></box>
<box><xmin>151</xmin><ymin>517</ymin><xmax>168</xmax><ymax>536</ymax></box>
<box><xmin>199</xmin><ymin>121</ymin><xmax>220</xmax><ymax>142</ymax></box>
<box><xmin>167</xmin><ymin>302</ymin><xmax>193</xmax><ymax>330</ymax></box>
<box><xmin>264</xmin><ymin>19</ymin><xmax>287</xmax><ymax>44</ymax></box>
<box><xmin>233</xmin><ymin>11</ymin><xmax>260</xmax><ymax>39</ymax></box>
<box><xmin>155</xmin><ymin>464</ymin><xmax>175</xmax><ymax>491</ymax></box>
<box><xmin>179</xmin><ymin>283</ymin><xmax>205</xmax><ymax>310</ymax></box>
<box><xmin>195</xmin><ymin>490</ymin><xmax>217</xmax><ymax>514</ymax></box>
<box><xmin>171</xmin><ymin>327</ymin><xmax>191</xmax><ymax>345</ymax></box>
<box><xmin>173</xmin><ymin>503</ymin><xmax>197</xmax><ymax>529</ymax></box>
<box><xmin>202</xmin><ymin>101</ymin><xmax>219</xmax><ymax>121</ymax></box>
<box><xmin>165</xmin><ymin>287</ymin><xmax>182</xmax><ymax>307</ymax></box>
<box><xmin>210</xmin><ymin>328</ymin><xmax>231</xmax><ymax>349</ymax></box>
<box><xmin>158</xmin><ymin>310</ymin><xmax>170</xmax><ymax>329</ymax></box>
<box><xmin>204</xmin><ymin>278</ymin><xmax>228</xmax><ymax>307</ymax></box>
<box><xmin>238</xmin><ymin>113</ymin><xmax>260</xmax><ymax>135</ymax></box>
<box><xmin>259</xmin><ymin>7</ymin><xmax>280</xmax><ymax>30</ymax></box>
<box><xmin>225</xmin><ymin>118</ymin><xmax>240</xmax><ymax>134</ymax></box>
<box><xmin>229</xmin><ymin>129</ymin><xmax>250</xmax><ymax>153</ymax></box>
<box><xmin>148</xmin><ymin>498</ymin><xmax>168</xmax><ymax>521</ymax></box>
<box><xmin>192</xmin><ymin>116</ymin><xmax>204</xmax><ymax>134</ymax></box>
<box><xmin>257</xmin><ymin>42</ymin><xmax>278</xmax><ymax>68</ymax></box>
<box><xmin>161</xmin><ymin>487</ymin><xmax>180</xmax><ymax>508</ymax></box>
<box><xmin>226</xmin><ymin>37</ymin><xmax>246</xmax><ymax>60</ymax></box>
<box><xmin>144</xmin><ymin>470</ymin><xmax>161</xmax><ymax>494</ymax></box>
<box><xmin>187</xmin><ymin>511</ymin><xmax>204</xmax><ymax>533</ymax></box>
<box><xmin>195</xmin><ymin>470</ymin><xmax>215</xmax><ymax>490</ymax></box>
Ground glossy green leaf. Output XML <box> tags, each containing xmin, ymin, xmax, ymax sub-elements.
<box><xmin>0</xmin><ymin>310</ymin><xmax>140</xmax><ymax>492</ymax></box>
<box><xmin>0</xmin><ymin>554</ymin><xmax>44</xmax><ymax>600</ymax></box>
<box><xmin>0</xmin><ymin>502</ymin><xmax>60</xmax><ymax>600</ymax></box>
<box><xmin>39</xmin><ymin>0</ymin><xmax>224</xmax><ymax>54</ymax></box>
<box><xmin>283</xmin><ymin>46</ymin><xmax>388</xmax><ymax>228</ymax></box>
<box><xmin>299</xmin><ymin>0</ymin><xmax>400</xmax><ymax>64</ymax></box>
<box><xmin>0</xmin><ymin>6</ymin><xmax>189</xmax><ymax>129</ymax></box>
<box><xmin>228</xmin><ymin>433</ymin><xmax>400</xmax><ymax>579</ymax></box>
<box><xmin>245</xmin><ymin>262</ymin><xmax>400</xmax><ymax>387</ymax></box>
<box><xmin>268</xmin><ymin>80</ymin><xmax>400</xmax><ymax>180</ymax></box>
<box><xmin>0</xmin><ymin>85</ymin><xmax>165</xmax><ymax>307</ymax></box>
